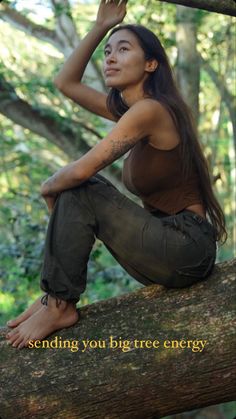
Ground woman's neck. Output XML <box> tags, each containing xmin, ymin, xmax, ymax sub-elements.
<box><xmin>121</xmin><ymin>84</ymin><xmax>148</xmax><ymax>107</ymax></box>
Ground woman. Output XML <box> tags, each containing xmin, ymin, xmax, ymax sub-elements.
<box><xmin>6</xmin><ymin>0</ymin><xmax>227</xmax><ymax>349</ymax></box>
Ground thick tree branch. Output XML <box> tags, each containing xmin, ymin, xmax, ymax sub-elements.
<box><xmin>157</xmin><ymin>0</ymin><xmax>236</xmax><ymax>16</ymax></box>
<box><xmin>0</xmin><ymin>74</ymin><xmax>122</xmax><ymax>185</ymax></box>
<box><xmin>0</xmin><ymin>74</ymin><xmax>90</xmax><ymax>158</ymax></box>
<box><xmin>0</xmin><ymin>258</ymin><xmax>235</xmax><ymax>418</ymax></box>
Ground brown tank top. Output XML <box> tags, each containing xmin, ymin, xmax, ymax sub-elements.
<box><xmin>122</xmin><ymin>137</ymin><xmax>203</xmax><ymax>215</ymax></box>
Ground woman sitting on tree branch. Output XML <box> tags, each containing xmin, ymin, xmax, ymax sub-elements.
<box><xmin>6</xmin><ymin>0</ymin><xmax>227</xmax><ymax>349</ymax></box>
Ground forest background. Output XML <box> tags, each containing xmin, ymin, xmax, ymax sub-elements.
<box><xmin>0</xmin><ymin>0</ymin><xmax>235</xmax><ymax>417</ymax></box>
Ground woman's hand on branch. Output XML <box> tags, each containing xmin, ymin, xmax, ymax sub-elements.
<box><xmin>96</xmin><ymin>0</ymin><xmax>127</xmax><ymax>30</ymax></box>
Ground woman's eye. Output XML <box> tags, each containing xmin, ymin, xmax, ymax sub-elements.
<box><xmin>104</xmin><ymin>47</ymin><xmax>128</xmax><ymax>56</ymax></box>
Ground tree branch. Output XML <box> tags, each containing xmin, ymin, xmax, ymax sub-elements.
<box><xmin>0</xmin><ymin>1</ymin><xmax>106</xmax><ymax>91</ymax></box>
<box><xmin>0</xmin><ymin>258</ymin><xmax>235</xmax><ymax>418</ymax></box>
<box><xmin>0</xmin><ymin>74</ymin><xmax>122</xmax><ymax>185</ymax></box>
<box><xmin>157</xmin><ymin>0</ymin><xmax>236</xmax><ymax>16</ymax></box>
<box><xmin>0</xmin><ymin>74</ymin><xmax>89</xmax><ymax>158</ymax></box>
<box><xmin>50</xmin><ymin>0</ymin><xmax>81</xmax><ymax>56</ymax></box>
<box><xmin>49</xmin><ymin>0</ymin><xmax>106</xmax><ymax>89</ymax></box>
<box><xmin>0</xmin><ymin>3</ymin><xmax>65</xmax><ymax>51</ymax></box>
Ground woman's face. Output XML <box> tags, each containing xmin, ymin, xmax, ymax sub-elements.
<box><xmin>103</xmin><ymin>29</ymin><xmax>149</xmax><ymax>91</ymax></box>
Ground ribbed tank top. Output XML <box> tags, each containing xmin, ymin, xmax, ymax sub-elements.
<box><xmin>122</xmin><ymin>137</ymin><xmax>203</xmax><ymax>215</ymax></box>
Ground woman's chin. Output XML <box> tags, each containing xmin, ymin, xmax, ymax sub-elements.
<box><xmin>104</xmin><ymin>79</ymin><xmax>123</xmax><ymax>90</ymax></box>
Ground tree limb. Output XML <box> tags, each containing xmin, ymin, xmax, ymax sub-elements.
<box><xmin>0</xmin><ymin>1</ymin><xmax>106</xmax><ymax>90</ymax></box>
<box><xmin>49</xmin><ymin>0</ymin><xmax>106</xmax><ymax>89</ymax></box>
<box><xmin>0</xmin><ymin>74</ymin><xmax>122</xmax><ymax>185</ymax></box>
<box><xmin>0</xmin><ymin>258</ymin><xmax>235</xmax><ymax>418</ymax></box>
<box><xmin>157</xmin><ymin>0</ymin><xmax>236</xmax><ymax>16</ymax></box>
<box><xmin>50</xmin><ymin>0</ymin><xmax>82</xmax><ymax>56</ymax></box>
<box><xmin>0</xmin><ymin>3</ymin><xmax>64</xmax><ymax>51</ymax></box>
<box><xmin>0</xmin><ymin>74</ymin><xmax>90</xmax><ymax>158</ymax></box>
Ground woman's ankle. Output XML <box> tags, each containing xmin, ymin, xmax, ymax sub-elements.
<box><xmin>46</xmin><ymin>295</ymin><xmax>76</xmax><ymax>312</ymax></box>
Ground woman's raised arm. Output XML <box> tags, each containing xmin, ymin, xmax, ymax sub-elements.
<box><xmin>54</xmin><ymin>0</ymin><xmax>127</xmax><ymax>121</ymax></box>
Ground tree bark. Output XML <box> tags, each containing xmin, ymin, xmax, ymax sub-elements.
<box><xmin>156</xmin><ymin>0</ymin><xmax>236</xmax><ymax>17</ymax></box>
<box><xmin>0</xmin><ymin>258</ymin><xmax>235</xmax><ymax>419</ymax></box>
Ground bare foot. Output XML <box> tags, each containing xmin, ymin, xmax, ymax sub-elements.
<box><xmin>6</xmin><ymin>295</ymin><xmax>46</xmax><ymax>328</ymax></box>
<box><xmin>6</xmin><ymin>296</ymin><xmax>79</xmax><ymax>349</ymax></box>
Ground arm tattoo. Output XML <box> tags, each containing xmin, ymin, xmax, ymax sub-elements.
<box><xmin>101</xmin><ymin>137</ymin><xmax>137</xmax><ymax>167</ymax></box>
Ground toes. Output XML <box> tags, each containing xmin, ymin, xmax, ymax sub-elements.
<box><xmin>7</xmin><ymin>335</ymin><xmax>19</xmax><ymax>346</ymax></box>
<box><xmin>18</xmin><ymin>337</ymin><xmax>30</xmax><ymax>349</ymax></box>
<box><xmin>18</xmin><ymin>341</ymin><xmax>26</xmax><ymax>350</ymax></box>
<box><xmin>7</xmin><ymin>319</ymin><xmax>18</xmax><ymax>327</ymax></box>
<box><xmin>12</xmin><ymin>335</ymin><xmax>25</xmax><ymax>348</ymax></box>
<box><xmin>6</xmin><ymin>328</ymin><xmax>20</xmax><ymax>345</ymax></box>
<box><xmin>6</xmin><ymin>327</ymin><xmax>20</xmax><ymax>339</ymax></box>
<box><xmin>6</xmin><ymin>328</ymin><xmax>31</xmax><ymax>349</ymax></box>
<box><xmin>23</xmin><ymin>337</ymin><xmax>32</xmax><ymax>349</ymax></box>
<box><xmin>7</xmin><ymin>333</ymin><xmax>20</xmax><ymax>345</ymax></box>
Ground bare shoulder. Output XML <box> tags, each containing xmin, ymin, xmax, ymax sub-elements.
<box><xmin>128</xmin><ymin>98</ymin><xmax>170</xmax><ymax>127</ymax></box>
<box><xmin>129</xmin><ymin>98</ymin><xmax>164</xmax><ymax>111</ymax></box>
<box><xmin>123</xmin><ymin>98</ymin><xmax>166</xmax><ymax>123</ymax></box>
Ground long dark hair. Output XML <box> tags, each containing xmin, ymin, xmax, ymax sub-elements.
<box><xmin>106</xmin><ymin>24</ymin><xmax>227</xmax><ymax>244</ymax></box>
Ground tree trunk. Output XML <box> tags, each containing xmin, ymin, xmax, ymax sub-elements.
<box><xmin>157</xmin><ymin>0</ymin><xmax>236</xmax><ymax>17</ymax></box>
<box><xmin>176</xmin><ymin>6</ymin><xmax>200</xmax><ymax>123</ymax></box>
<box><xmin>0</xmin><ymin>258</ymin><xmax>235</xmax><ymax>419</ymax></box>
<box><xmin>199</xmin><ymin>54</ymin><xmax>236</xmax><ymax>153</ymax></box>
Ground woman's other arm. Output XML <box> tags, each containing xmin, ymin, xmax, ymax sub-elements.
<box><xmin>54</xmin><ymin>0</ymin><xmax>127</xmax><ymax>121</ymax></box>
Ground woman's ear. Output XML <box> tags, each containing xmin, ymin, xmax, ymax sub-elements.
<box><xmin>145</xmin><ymin>59</ymin><xmax>158</xmax><ymax>73</ymax></box>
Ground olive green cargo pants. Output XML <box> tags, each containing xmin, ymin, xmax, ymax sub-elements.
<box><xmin>40</xmin><ymin>174</ymin><xmax>217</xmax><ymax>303</ymax></box>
